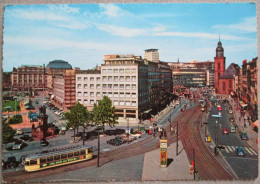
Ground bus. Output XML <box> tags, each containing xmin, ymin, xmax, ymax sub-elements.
<box><xmin>24</xmin><ymin>145</ymin><xmax>94</xmax><ymax>172</ymax></box>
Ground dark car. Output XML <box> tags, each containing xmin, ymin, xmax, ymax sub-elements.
<box><xmin>12</xmin><ymin>140</ymin><xmax>26</xmax><ymax>150</ymax></box>
<box><xmin>114</xmin><ymin>136</ymin><xmax>126</xmax><ymax>144</ymax></box>
<box><xmin>107</xmin><ymin>139</ymin><xmax>122</xmax><ymax>146</ymax></box>
<box><xmin>40</xmin><ymin>138</ymin><xmax>49</xmax><ymax>146</ymax></box>
<box><xmin>6</xmin><ymin>156</ymin><xmax>18</xmax><ymax>169</ymax></box>
<box><xmin>229</xmin><ymin>116</ymin><xmax>235</xmax><ymax>122</ymax></box>
<box><xmin>236</xmin><ymin>147</ymin><xmax>245</xmax><ymax>156</ymax></box>
<box><xmin>20</xmin><ymin>135</ymin><xmax>34</xmax><ymax>142</ymax></box>
<box><xmin>240</xmin><ymin>132</ymin><xmax>249</xmax><ymax>140</ymax></box>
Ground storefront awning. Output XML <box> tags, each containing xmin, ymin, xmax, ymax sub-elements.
<box><xmin>241</xmin><ymin>104</ymin><xmax>248</xmax><ymax>108</ymax></box>
<box><xmin>253</xmin><ymin>120</ymin><xmax>258</xmax><ymax>128</ymax></box>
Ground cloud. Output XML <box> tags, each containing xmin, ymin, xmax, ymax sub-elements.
<box><xmin>212</xmin><ymin>17</ymin><xmax>256</xmax><ymax>33</ymax></box>
<box><xmin>96</xmin><ymin>24</ymin><xmax>149</xmax><ymax>37</ymax></box>
<box><xmin>99</xmin><ymin>4</ymin><xmax>129</xmax><ymax>18</ymax></box>
<box><xmin>153</xmin><ymin>31</ymin><xmax>250</xmax><ymax>41</ymax></box>
<box><xmin>58</xmin><ymin>5</ymin><xmax>80</xmax><ymax>13</ymax></box>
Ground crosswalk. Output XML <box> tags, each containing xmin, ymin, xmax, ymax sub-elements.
<box><xmin>220</xmin><ymin>145</ymin><xmax>258</xmax><ymax>156</ymax></box>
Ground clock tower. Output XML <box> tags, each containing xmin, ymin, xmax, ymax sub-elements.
<box><xmin>214</xmin><ymin>39</ymin><xmax>226</xmax><ymax>93</ymax></box>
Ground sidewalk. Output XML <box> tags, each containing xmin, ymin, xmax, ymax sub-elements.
<box><xmin>142</xmin><ymin>141</ymin><xmax>193</xmax><ymax>181</ymax></box>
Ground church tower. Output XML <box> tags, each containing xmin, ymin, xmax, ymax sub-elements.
<box><xmin>214</xmin><ymin>39</ymin><xmax>226</xmax><ymax>93</ymax></box>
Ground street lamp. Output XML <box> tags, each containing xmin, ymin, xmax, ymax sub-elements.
<box><xmin>212</xmin><ymin>114</ymin><xmax>222</xmax><ymax>155</ymax></box>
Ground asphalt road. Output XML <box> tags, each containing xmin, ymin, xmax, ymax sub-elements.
<box><xmin>207</xmin><ymin>98</ymin><xmax>258</xmax><ymax>179</ymax></box>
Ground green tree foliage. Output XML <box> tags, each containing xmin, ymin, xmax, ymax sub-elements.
<box><xmin>8</xmin><ymin>115</ymin><xmax>23</xmax><ymax>124</ymax></box>
<box><xmin>64</xmin><ymin>102</ymin><xmax>91</xmax><ymax>142</ymax></box>
<box><xmin>2</xmin><ymin>123</ymin><xmax>15</xmax><ymax>143</ymax></box>
<box><xmin>93</xmin><ymin>96</ymin><xmax>118</xmax><ymax>132</ymax></box>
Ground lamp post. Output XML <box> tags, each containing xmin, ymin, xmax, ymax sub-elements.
<box><xmin>212</xmin><ymin>114</ymin><xmax>222</xmax><ymax>155</ymax></box>
<box><xmin>176</xmin><ymin>121</ymin><xmax>179</xmax><ymax>156</ymax></box>
<box><xmin>97</xmin><ymin>130</ymin><xmax>100</xmax><ymax>167</ymax></box>
<box><xmin>127</xmin><ymin>118</ymin><xmax>129</xmax><ymax>143</ymax></box>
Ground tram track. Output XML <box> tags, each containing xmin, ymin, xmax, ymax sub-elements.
<box><xmin>3</xmin><ymin>105</ymin><xmax>233</xmax><ymax>182</ymax></box>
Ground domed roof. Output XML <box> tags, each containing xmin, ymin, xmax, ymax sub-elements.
<box><xmin>216</xmin><ymin>41</ymin><xmax>224</xmax><ymax>51</ymax></box>
<box><xmin>46</xmin><ymin>60</ymin><xmax>72</xmax><ymax>69</ymax></box>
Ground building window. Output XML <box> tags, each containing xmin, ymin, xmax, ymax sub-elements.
<box><xmin>126</xmin><ymin>101</ymin><xmax>130</xmax><ymax>106</ymax></box>
<box><xmin>103</xmin><ymin>92</ymin><xmax>107</xmax><ymax>96</ymax></box>
<box><xmin>120</xmin><ymin>84</ymin><xmax>124</xmax><ymax>89</ymax></box>
<box><xmin>120</xmin><ymin>100</ymin><xmax>124</xmax><ymax>105</ymax></box>
<box><xmin>119</xmin><ymin>69</ymin><xmax>124</xmax><ymax>73</ymax></box>
<box><xmin>114</xmin><ymin>76</ymin><xmax>118</xmax><ymax>81</ymax></box>
<box><xmin>114</xmin><ymin>100</ymin><xmax>118</xmax><ymax>105</ymax></box>
<box><xmin>96</xmin><ymin>84</ymin><xmax>101</xmax><ymax>89</ymax></box>
<box><xmin>108</xmin><ymin>84</ymin><xmax>112</xmax><ymax>89</ymax></box>
<box><xmin>114</xmin><ymin>84</ymin><xmax>118</xmax><ymax>89</ymax></box>
<box><xmin>84</xmin><ymin>92</ymin><xmax>88</xmax><ymax>97</ymax></box>
<box><xmin>90</xmin><ymin>84</ymin><xmax>94</xmax><ymax>89</ymax></box>
<box><xmin>125</xmin><ymin>69</ymin><xmax>130</xmax><ymax>73</ymax></box>
<box><xmin>108</xmin><ymin>76</ymin><xmax>112</xmax><ymax>81</ymax></box>
<box><xmin>132</xmin><ymin>84</ymin><xmax>136</xmax><ymax>89</ymax></box>
<box><xmin>120</xmin><ymin>76</ymin><xmax>124</xmax><ymax>81</ymax></box>
<box><xmin>126</xmin><ymin>93</ymin><xmax>130</xmax><ymax>98</ymax></box>
<box><xmin>96</xmin><ymin>92</ymin><xmax>101</xmax><ymax>97</ymax></box>
<box><xmin>77</xmin><ymin>84</ymin><xmax>81</xmax><ymax>89</ymax></box>
<box><xmin>131</xmin><ymin>68</ymin><xmax>136</xmax><ymax>73</ymax></box>
<box><xmin>113</xmin><ymin>69</ymin><xmax>118</xmax><ymax>73</ymax></box>
<box><xmin>77</xmin><ymin>77</ymin><xmax>81</xmax><ymax>81</ymax></box>
<box><xmin>125</xmin><ymin>76</ymin><xmax>130</xmax><ymax>82</ymax></box>
<box><xmin>108</xmin><ymin>69</ymin><xmax>112</xmax><ymax>73</ymax></box>
<box><xmin>102</xmin><ymin>69</ymin><xmax>106</xmax><ymax>73</ymax></box>
<box><xmin>223</xmin><ymin>82</ymin><xmax>226</xmax><ymax>91</ymax></box>
<box><xmin>132</xmin><ymin>93</ymin><xmax>136</xmax><ymax>98</ymax></box>
<box><xmin>78</xmin><ymin>99</ymin><xmax>81</xmax><ymax>103</ymax></box>
<box><xmin>103</xmin><ymin>84</ymin><xmax>107</xmax><ymax>89</ymax></box>
<box><xmin>102</xmin><ymin>76</ymin><xmax>107</xmax><ymax>81</ymax></box>
<box><xmin>97</xmin><ymin>77</ymin><xmax>100</xmax><ymax>81</ymax></box>
<box><xmin>108</xmin><ymin>92</ymin><xmax>113</xmax><ymax>97</ymax></box>
<box><xmin>84</xmin><ymin>84</ymin><xmax>88</xmax><ymax>89</ymax></box>
<box><xmin>132</xmin><ymin>101</ymin><xmax>136</xmax><ymax>106</ymax></box>
<box><xmin>90</xmin><ymin>100</ymin><xmax>94</xmax><ymax>105</ymax></box>
<box><xmin>114</xmin><ymin>92</ymin><xmax>118</xmax><ymax>97</ymax></box>
<box><xmin>229</xmin><ymin>80</ymin><xmax>232</xmax><ymax>89</ymax></box>
<box><xmin>84</xmin><ymin>100</ymin><xmax>88</xmax><ymax>104</ymax></box>
<box><xmin>84</xmin><ymin>77</ymin><xmax>88</xmax><ymax>81</ymax></box>
<box><xmin>126</xmin><ymin>84</ymin><xmax>130</xmax><ymax>89</ymax></box>
<box><xmin>77</xmin><ymin>92</ymin><xmax>81</xmax><ymax>97</ymax></box>
<box><xmin>90</xmin><ymin>77</ymin><xmax>94</xmax><ymax>81</ymax></box>
<box><xmin>90</xmin><ymin>92</ymin><xmax>94</xmax><ymax>97</ymax></box>
<box><xmin>132</xmin><ymin>76</ymin><xmax>136</xmax><ymax>82</ymax></box>
<box><xmin>120</xmin><ymin>93</ymin><xmax>124</xmax><ymax>97</ymax></box>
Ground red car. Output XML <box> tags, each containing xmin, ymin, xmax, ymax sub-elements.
<box><xmin>222</xmin><ymin>128</ymin><xmax>229</xmax><ymax>134</ymax></box>
<box><xmin>218</xmin><ymin>107</ymin><xmax>222</xmax><ymax>111</ymax></box>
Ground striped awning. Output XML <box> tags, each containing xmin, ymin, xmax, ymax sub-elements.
<box><xmin>253</xmin><ymin>120</ymin><xmax>258</xmax><ymax>128</ymax></box>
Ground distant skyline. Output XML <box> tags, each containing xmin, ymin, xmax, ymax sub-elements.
<box><xmin>3</xmin><ymin>3</ymin><xmax>257</xmax><ymax>72</ymax></box>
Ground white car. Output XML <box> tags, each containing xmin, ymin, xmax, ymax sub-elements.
<box><xmin>230</xmin><ymin>126</ymin><xmax>236</xmax><ymax>133</ymax></box>
<box><xmin>130</xmin><ymin>133</ymin><xmax>142</xmax><ymax>139</ymax></box>
<box><xmin>16</xmin><ymin>129</ymin><xmax>23</xmax><ymax>135</ymax></box>
<box><xmin>228</xmin><ymin>110</ymin><xmax>233</xmax><ymax>114</ymax></box>
<box><xmin>176</xmin><ymin>101</ymin><xmax>180</xmax><ymax>105</ymax></box>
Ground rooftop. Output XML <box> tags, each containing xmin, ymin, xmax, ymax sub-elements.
<box><xmin>219</xmin><ymin>63</ymin><xmax>240</xmax><ymax>79</ymax></box>
<box><xmin>46</xmin><ymin>60</ymin><xmax>72</xmax><ymax>69</ymax></box>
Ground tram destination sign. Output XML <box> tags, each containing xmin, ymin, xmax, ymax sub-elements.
<box><xmin>40</xmin><ymin>155</ymin><xmax>86</xmax><ymax>168</ymax></box>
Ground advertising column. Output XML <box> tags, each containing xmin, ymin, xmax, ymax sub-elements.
<box><xmin>160</xmin><ymin>139</ymin><xmax>168</xmax><ymax>167</ymax></box>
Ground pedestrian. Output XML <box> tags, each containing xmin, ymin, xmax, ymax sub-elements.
<box><xmin>239</xmin><ymin>117</ymin><xmax>241</xmax><ymax>122</ymax></box>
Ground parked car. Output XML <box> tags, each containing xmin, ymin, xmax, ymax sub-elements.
<box><xmin>121</xmin><ymin>134</ymin><xmax>135</xmax><ymax>142</ymax></box>
<box><xmin>40</xmin><ymin>138</ymin><xmax>49</xmax><ymax>146</ymax></box>
<box><xmin>16</xmin><ymin>129</ymin><xmax>24</xmax><ymax>135</ymax></box>
<box><xmin>6</xmin><ymin>156</ymin><xmax>18</xmax><ymax>169</ymax></box>
<box><xmin>218</xmin><ymin>106</ymin><xmax>222</xmax><ymax>111</ymax></box>
<box><xmin>107</xmin><ymin>138</ymin><xmax>122</xmax><ymax>146</ymax></box>
<box><xmin>12</xmin><ymin>140</ymin><xmax>26</xmax><ymax>150</ymax></box>
<box><xmin>30</xmin><ymin>117</ymin><xmax>38</xmax><ymax>122</ymax></box>
<box><xmin>228</xmin><ymin>109</ymin><xmax>233</xmax><ymax>114</ymax></box>
<box><xmin>240</xmin><ymin>132</ymin><xmax>249</xmax><ymax>140</ymax></box>
<box><xmin>20</xmin><ymin>135</ymin><xmax>33</xmax><ymax>142</ymax></box>
<box><xmin>130</xmin><ymin>133</ymin><xmax>142</xmax><ymax>139</ymax></box>
<box><xmin>230</xmin><ymin>126</ymin><xmax>236</xmax><ymax>133</ymax></box>
<box><xmin>236</xmin><ymin>147</ymin><xmax>245</xmax><ymax>156</ymax></box>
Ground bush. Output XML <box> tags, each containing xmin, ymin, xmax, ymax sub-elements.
<box><xmin>8</xmin><ymin>115</ymin><xmax>23</xmax><ymax>124</ymax></box>
<box><xmin>2</xmin><ymin>123</ymin><xmax>15</xmax><ymax>143</ymax></box>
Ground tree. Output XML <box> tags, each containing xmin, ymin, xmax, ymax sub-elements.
<box><xmin>64</xmin><ymin>102</ymin><xmax>90</xmax><ymax>142</ymax></box>
<box><xmin>93</xmin><ymin>96</ymin><xmax>118</xmax><ymax>132</ymax></box>
<box><xmin>2</xmin><ymin>123</ymin><xmax>15</xmax><ymax>143</ymax></box>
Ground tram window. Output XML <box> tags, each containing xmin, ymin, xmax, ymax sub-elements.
<box><xmin>40</xmin><ymin>158</ymin><xmax>46</xmax><ymax>164</ymax></box>
<box><xmin>30</xmin><ymin>160</ymin><xmax>37</xmax><ymax>165</ymax></box>
<box><xmin>47</xmin><ymin>156</ymin><xmax>53</xmax><ymax>162</ymax></box>
<box><xmin>61</xmin><ymin>154</ymin><xmax>67</xmax><ymax>159</ymax></box>
<box><xmin>54</xmin><ymin>155</ymin><xmax>60</xmax><ymax>161</ymax></box>
<box><xmin>25</xmin><ymin>161</ymin><xmax>30</xmax><ymax>166</ymax></box>
<box><xmin>89</xmin><ymin>147</ymin><xmax>93</xmax><ymax>153</ymax></box>
<box><xmin>80</xmin><ymin>150</ymin><xmax>86</xmax><ymax>155</ymax></box>
<box><xmin>74</xmin><ymin>151</ymin><xmax>79</xmax><ymax>156</ymax></box>
<box><xmin>68</xmin><ymin>152</ymin><xmax>73</xmax><ymax>158</ymax></box>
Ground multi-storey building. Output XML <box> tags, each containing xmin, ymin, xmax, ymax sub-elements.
<box><xmin>240</xmin><ymin>57</ymin><xmax>258</xmax><ymax>121</ymax></box>
<box><xmin>52</xmin><ymin>69</ymin><xmax>76</xmax><ymax>111</ymax></box>
<box><xmin>168</xmin><ymin>61</ymin><xmax>213</xmax><ymax>88</ymax></box>
<box><xmin>76</xmin><ymin>54</ymin><xmax>172</xmax><ymax>123</ymax></box>
<box><xmin>3</xmin><ymin>72</ymin><xmax>12</xmax><ymax>91</ymax></box>
<box><xmin>10</xmin><ymin>65</ymin><xmax>47</xmax><ymax>92</ymax></box>
<box><xmin>46</xmin><ymin>60</ymin><xmax>73</xmax><ymax>97</ymax></box>
<box><xmin>144</xmin><ymin>49</ymin><xmax>160</xmax><ymax>63</ymax></box>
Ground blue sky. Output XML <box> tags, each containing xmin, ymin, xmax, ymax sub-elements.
<box><xmin>3</xmin><ymin>3</ymin><xmax>257</xmax><ymax>72</ymax></box>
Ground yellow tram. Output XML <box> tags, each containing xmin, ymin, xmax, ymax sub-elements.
<box><xmin>24</xmin><ymin>145</ymin><xmax>94</xmax><ymax>172</ymax></box>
